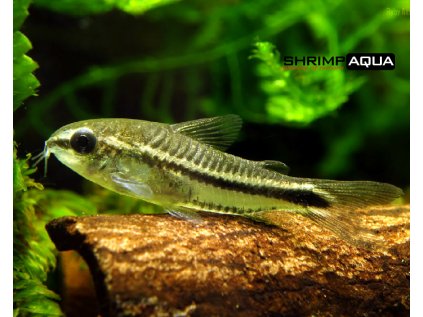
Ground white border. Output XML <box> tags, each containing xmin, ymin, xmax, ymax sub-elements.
<box><xmin>2</xmin><ymin>0</ymin><xmax>13</xmax><ymax>315</ymax></box>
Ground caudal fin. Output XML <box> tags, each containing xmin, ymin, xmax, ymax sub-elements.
<box><xmin>259</xmin><ymin>180</ymin><xmax>403</xmax><ymax>249</ymax></box>
<box><xmin>312</xmin><ymin>179</ymin><xmax>403</xmax><ymax>209</ymax></box>
<box><xmin>306</xmin><ymin>180</ymin><xmax>403</xmax><ymax>248</ymax></box>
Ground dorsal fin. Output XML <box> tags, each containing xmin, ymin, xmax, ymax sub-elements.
<box><xmin>259</xmin><ymin>160</ymin><xmax>290</xmax><ymax>175</ymax></box>
<box><xmin>170</xmin><ymin>115</ymin><xmax>242</xmax><ymax>151</ymax></box>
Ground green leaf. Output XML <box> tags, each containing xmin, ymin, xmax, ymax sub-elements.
<box><xmin>13</xmin><ymin>0</ymin><xmax>40</xmax><ymax>111</ymax></box>
<box><xmin>14</xmin><ymin>280</ymin><xmax>60</xmax><ymax>300</ymax></box>
<box><xmin>115</xmin><ymin>0</ymin><xmax>179</xmax><ymax>15</ymax></box>
<box><xmin>33</xmin><ymin>0</ymin><xmax>179</xmax><ymax>16</ymax></box>
<box><xmin>14</xmin><ymin>0</ymin><xmax>31</xmax><ymax>31</ymax></box>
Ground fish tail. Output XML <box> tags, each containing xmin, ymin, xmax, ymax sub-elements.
<box><xmin>312</xmin><ymin>179</ymin><xmax>403</xmax><ymax>209</ymax></box>
<box><xmin>259</xmin><ymin>180</ymin><xmax>403</xmax><ymax>249</ymax></box>
<box><xmin>302</xmin><ymin>206</ymin><xmax>382</xmax><ymax>249</ymax></box>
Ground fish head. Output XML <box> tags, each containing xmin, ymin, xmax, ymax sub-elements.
<box><xmin>47</xmin><ymin>120</ymin><xmax>106</xmax><ymax>179</ymax></box>
<box><xmin>46</xmin><ymin>119</ymin><xmax>152</xmax><ymax>182</ymax></box>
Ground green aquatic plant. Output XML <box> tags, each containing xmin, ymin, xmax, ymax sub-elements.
<box><xmin>13</xmin><ymin>147</ymin><xmax>62</xmax><ymax>316</ymax></box>
<box><xmin>13</xmin><ymin>0</ymin><xmax>39</xmax><ymax>111</ymax></box>
<box><xmin>13</xmin><ymin>0</ymin><xmax>60</xmax><ymax>314</ymax></box>
<box><xmin>13</xmin><ymin>146</ymin><xmax>99</xmax><ymax>316</ymax></box>
<box><xmin>250</xmin><ymin>41</ymin><xmax>365</xmax><ymax>125</ymax></box>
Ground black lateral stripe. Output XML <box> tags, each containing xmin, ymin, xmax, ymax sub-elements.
<box><xmin>141</xmin><ymin>152</ymin><xmax>330</xmax><ymax>208</ymax></box>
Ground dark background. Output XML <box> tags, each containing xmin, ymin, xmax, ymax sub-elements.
<box><xmin>14</xmin><ymin>1</ymin><xmax>410</xmax><ymax>194</ymax></box>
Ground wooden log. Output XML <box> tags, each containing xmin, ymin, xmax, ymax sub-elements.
<box><xmin>46</xmin><ymin>205</ymin><xmax>409</xmax><ymax>317</ymax></box>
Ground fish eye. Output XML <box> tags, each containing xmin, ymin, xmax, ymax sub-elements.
<box><xmin>70</xmin><ymin>128</ymin><xmax>97</xmax><ymax>154</ymax></box>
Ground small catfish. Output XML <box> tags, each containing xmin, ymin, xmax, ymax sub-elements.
<box><xmin>36</xmin><ymin>115</ymin><xmax>403</xmax><ymax>248</ymax></box>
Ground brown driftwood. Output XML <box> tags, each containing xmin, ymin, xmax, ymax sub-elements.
<box><xmin>46</xmin><ymin>205</ymin><xmax>409</xmax><ymax>317</ymax></box>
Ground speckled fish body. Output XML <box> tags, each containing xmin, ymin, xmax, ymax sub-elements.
<box><xmin>43</xmin><ymin>115</ymin><xmax>402</xmax><ymax>247</ymax></box>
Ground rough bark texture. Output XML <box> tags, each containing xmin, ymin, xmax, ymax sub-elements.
<box><xmin>46</xmin><ymin>205</ymin><xmax>409</xmax><ymax>317</ymax></box>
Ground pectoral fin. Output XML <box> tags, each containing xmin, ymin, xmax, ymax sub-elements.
<box><xmin>111</xmin><ymin>173</ymin><xmax>153</xmax><ymax>199</ymax></box>
<box><xmin>170</xmin><ymin>114</ymin><xmax>242</xmax><ymax>151</ymax></box>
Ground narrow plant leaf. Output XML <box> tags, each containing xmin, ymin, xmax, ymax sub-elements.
<box><xmin>116</xmin><ymin>0</ymin><xmax>179</xmax><ymax>15</ymax></box>
<box><xmin>33</xmin><ymin>0</ymin><xmax>179</xmax><ymax>16</ymax></box>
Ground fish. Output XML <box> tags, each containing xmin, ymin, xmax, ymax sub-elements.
<box><xmin>38</xmin><ymin>115</ymin><xmax>403</xmax><ymax>248</ymax></box>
